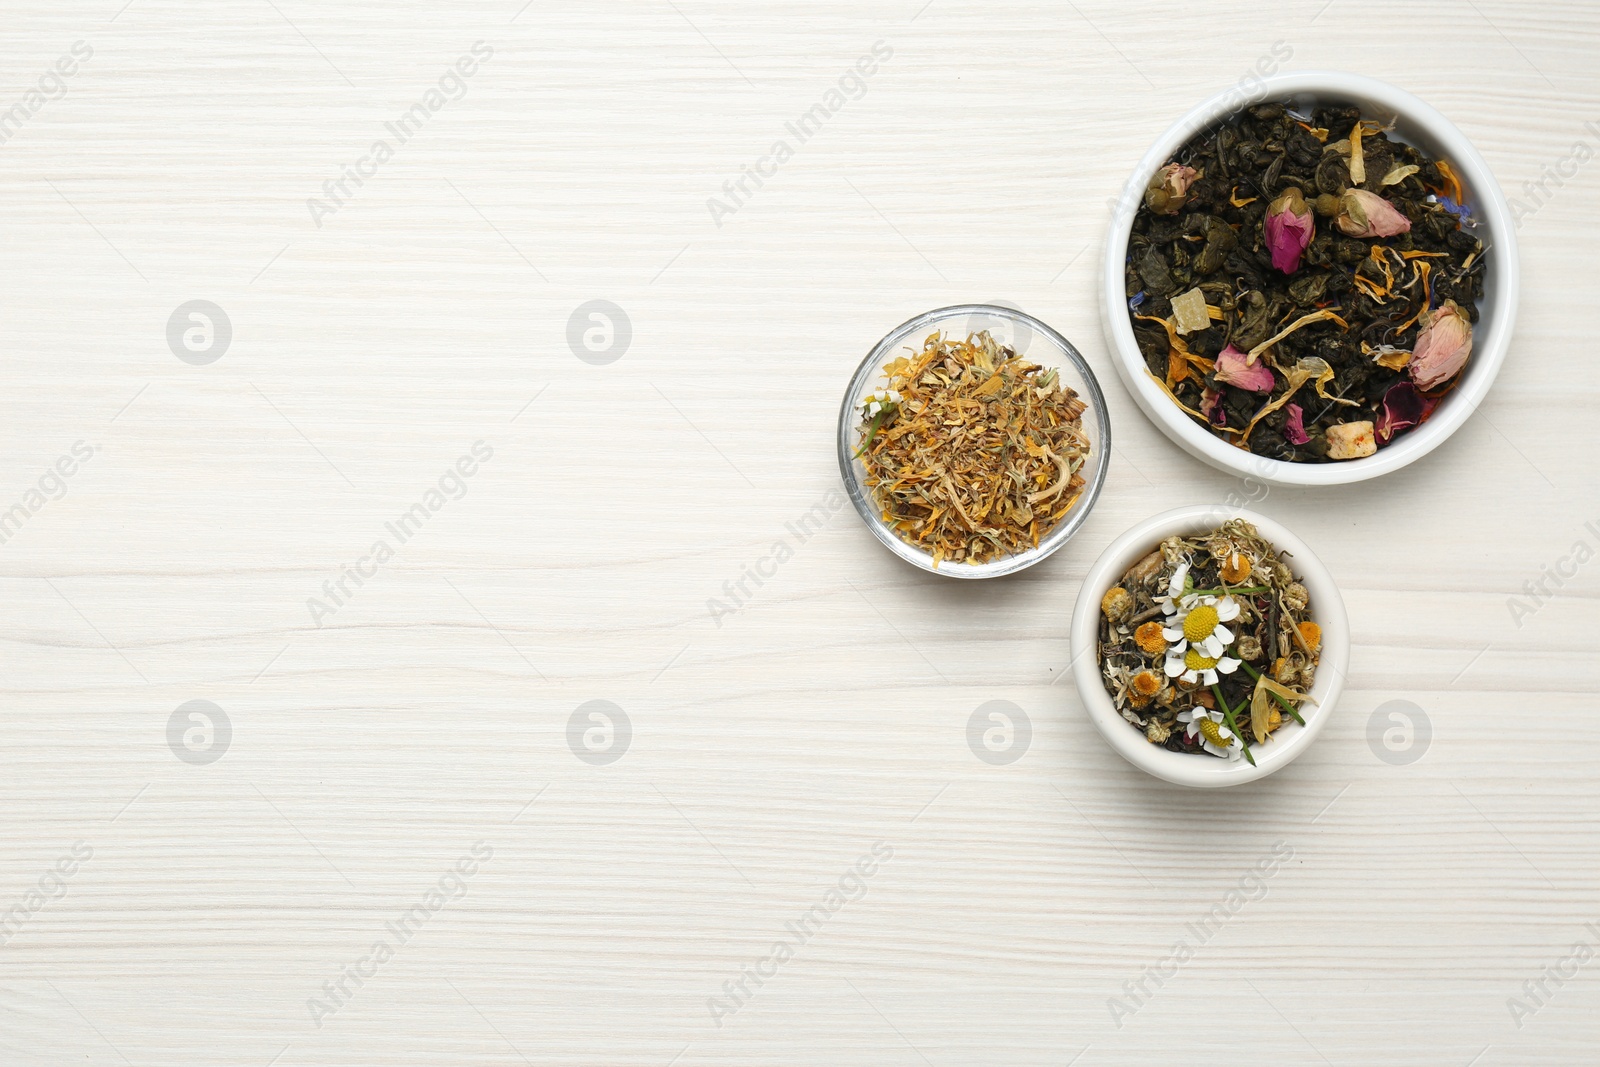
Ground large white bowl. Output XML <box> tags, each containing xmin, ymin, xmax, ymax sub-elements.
<box><xmin>1070</xmin><ymin>506</ymin><xmax>1349</xmax><ymax>788</ymax></box>
<box><xmin>1100</xmin><ymin>71</ymin><xmax>1519</xmax><ymax>487</ymax></box>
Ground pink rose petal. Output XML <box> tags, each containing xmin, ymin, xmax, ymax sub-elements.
<box><xmin>1215</xmin><ymin>344</ymin><xmax>1275</xmax><ymax>393</ymax></box>
<box><xmin>1374</xmin><ymin>381</ymin><xmax>1441</xmax><ymax>445</ymax></box>
<box><xmin>1284</xmin><ymin>403</ymin><xmax>1310</xmax><ymax>446</ymax></box>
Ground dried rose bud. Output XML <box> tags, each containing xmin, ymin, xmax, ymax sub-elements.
<box><xmin>1409</xmin><ymin>300</ymin><xmax>1473</xmax><ymax>390</ymax></box>
<box><xmin>1264</xmin><ymin>188</ymin><xmax>1314</xmax><ymax>274</ymax></box>
<box><xmin>1145</xmin><ymin>163</ymin><xmax>1198</xmax><ymax>215</ymax></box>
<box><xmin>1215</xmin><ymin>344</ymin><xmax>1275</xmax><ymax>392</ymax></box>
<box><xmin>1334</xmin><ymin>188</ymin><xmax>1412</xmax><ymax>238</ymax></box>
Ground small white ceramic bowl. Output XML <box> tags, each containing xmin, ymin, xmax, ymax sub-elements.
<box><xmin>838</xmin><ymin>304</ymin><xmax>1111</xmax><ymax>579</ymax></box>
<box><xmin>1100</xmin><ymin>71</ymin><xmax>1519</xmax><ymax>487</ymax></box>
<box><xmin>1070</xmin><ymin>505</ymin><xmax>1349</xmax><ymax>788</ymax></box>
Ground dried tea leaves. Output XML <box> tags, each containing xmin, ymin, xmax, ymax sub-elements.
<box><xmin>856</xmin><ymin>330</ymin><xmax>1091</xmax><ymax>567</ymax></box>
<box><xmin>1097</xmin><ymin>519</ymin><xmax>1320</xmax><ymax>762</ymax></box>
<box><xmin>1126</xmin><ymin>101</ymin><xmax>1487</xmax><ymax>462</ymax></box>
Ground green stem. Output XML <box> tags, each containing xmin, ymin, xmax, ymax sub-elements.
<box><xmin>1240</xmin><ymin>661</ymin><xmax>1307</xmax><ymax>725</ymax></box>
<box><xmin>1187</xmin><ymin>585</ymin><xmax>1270</xmax><ymax>596</ymax></box>
<box><xmin>1209</xmin><ymin>684</ymin><xmax>1256</xmax><ymax>767</ymax></box>
<box><xmin>853</xmin><ymin>410</ymin><xmax>888</xmax><ymax>459</ymax></box>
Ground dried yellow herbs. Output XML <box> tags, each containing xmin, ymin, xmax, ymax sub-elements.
<box><xmin>856</xmin><ymin>330</ymin><xmax>1091</xmax><ymax>567</ymax></box>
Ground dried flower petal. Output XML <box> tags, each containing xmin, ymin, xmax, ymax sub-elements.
<box><xmin>1264</xmin><ymin>187</ymin><xmax>1314</xmax><ymax>274</ymax></box>
<box><xmin>1409</xmin><ymin>300</ymin><xmax>1473</xmax><ymax>390</ymax></box>
<box><xmin>1368</xmin><ymin>344</ymin><xmax>1412</xmax><ymax>371</ymax></box>
<box><xmin>1284</xmin><ymin>402</ymin><xmax>1311</xmax><ymax>446</ymax></box>
<box><xmin>1335</xmin><ymin>188</ymin><xmax>1412</xmax><ymax>238</ymax></box>
<box><xmin>1249</xmin><ymin>674</ymin><xmax>1316</xmax><ymax>743</ymax></box>
<box><xmin>1374</xmin><ymin>381</ymin><xmax>1442</xmax><ymax>444</ymax></box>
<box><xmin>1215</xmin><ymin>344</ymin><xmax>1276</xmax><ymax>393</ymax></box>
<box><xmin>1381</xmin><ymin>162</ymin><xmax>1420</xmax><ymax>186</ymax></box>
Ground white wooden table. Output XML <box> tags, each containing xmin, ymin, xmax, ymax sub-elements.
<box><xmin>3</xmin><ymin>2</ymin><xmax>1598</xmax><ymax>1064</ymax></box>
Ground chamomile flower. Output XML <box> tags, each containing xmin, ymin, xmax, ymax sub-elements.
<box><xmin>1177</xmin><ymin>706</ymin><xmax>1242</xmax><ymax>759</ymax></box>
<box><xmin>1163</xmin><ymin>594</ymin><xmax>1241</xmax><ymax>660</ymax></box>
<box><xmin>1161</xmin><ymin>594</ymin><xmax>1242</xmax><ymax>685</ymax></box>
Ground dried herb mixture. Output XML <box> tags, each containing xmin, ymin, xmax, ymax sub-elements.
<box><xmin>855</xmin><ymin>330</ymin><xmax>1091</xmax><ymax>567</ymax></box>
<box><xmin>1127</xmin><ymin>101</ymin><xmax>1486</xmax><ymax>462</ymax></box>
<box><xmin>1098</xmin><ymin>519</ymin><xmax>1319</xmax><ymax>763</ymax></box>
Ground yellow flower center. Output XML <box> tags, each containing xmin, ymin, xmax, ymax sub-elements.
<box><xmin>1198</xmin><ymin>718</ymin><xmax>1229</xmax><ymax>748</ymax></box>
<box><xmin>1185</xmin><ymin>648</ymin><xmax>1219</xmax><ymax>671</ymax></box>
<box><xmin>1183</xmin><ymin>605</ymin><xmax>1219</xmax><ymax>642</ymax></box>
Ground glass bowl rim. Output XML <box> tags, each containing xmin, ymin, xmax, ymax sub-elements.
<box><xmin>836</xmin><ymin>303</ymin><xmax>1113</xmax><ymax>579</ymax></box>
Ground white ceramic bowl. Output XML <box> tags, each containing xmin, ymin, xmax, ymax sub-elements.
<box><xmin>1070</xmin><ymin>505</ymin><xmax>1349</xmax><ymax>788</ymax></box>
<box><xmin>838</xmin><ymin>304</ymin><xmax>1111</xmax><ymax>579</ymax></box>
<box><xmin>1100</xmin><ymin>71</ymin><xmax>1519</xmax><ymax>487</ymax></box>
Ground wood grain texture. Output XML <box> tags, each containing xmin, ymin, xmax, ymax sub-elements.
<box><xmin>2</xmin><ymin>1</ymin><xmax>1599</xmax><ymax>1064</ymax></box>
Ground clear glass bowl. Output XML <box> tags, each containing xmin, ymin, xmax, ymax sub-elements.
<box><xmin>836</xmin><ymin>304</ymin><xmax>1112</xmax><ymax>579</ymax></box>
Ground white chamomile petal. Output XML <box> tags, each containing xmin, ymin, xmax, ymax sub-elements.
<box><xmin>1213</xmin><ymin>624</ymin><xmax>1233</xmax><ymax>646</ymax></box>
<box><xmin>1167</xmin><ymin>562</ymin><xmax>1189</xmax><ymax>600</ymax></box>
<box><xmin>1162</xmin><ymin>626</ymin><xmax>1183</xmax><ymax>641</ymax></box>
<box><xmin>1164</xmin><ymin>657</ymin><xmax>1185</xmax><ymax>678</ymax></box>
<box><xmin>1216</xmin><ymin>656</ymin><xmax>1241</xmax><ymax>675</ymax></box>
<box><xmin>1199</xmin><ymin>635</ymin><xmax>1223</xmax><ymax>659</ymax></box>
<box><xmin>1217</xmin><ymin>598</ymin><xmax>1241</xmax><ymax>622</ymax></box>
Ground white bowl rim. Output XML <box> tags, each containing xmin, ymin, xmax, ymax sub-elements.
<box><xmin>837</xmin><ymin>303</ymin><xmax>1112</xmax><ymax>579</ymax></box>
<box><xmin>1070</xmin><ymin>504</ymin><xmax>1350</xmax><ymax>788</ymax></box>
<box><xmin>1100</xmin><ymin>69</ymin><xmax>1520</xmax><ymax>487</ymax></box>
